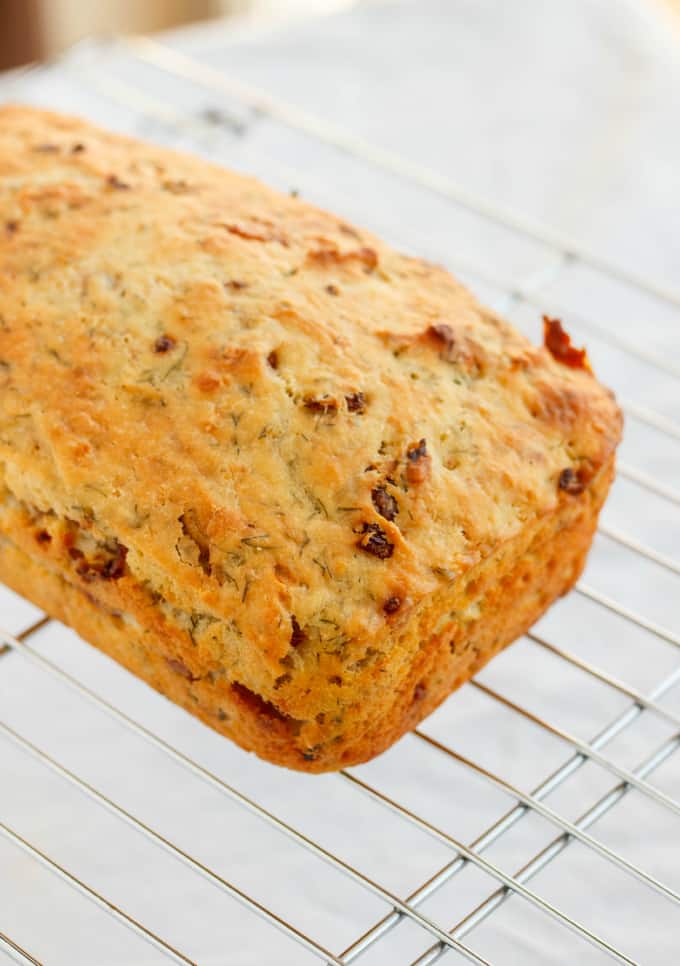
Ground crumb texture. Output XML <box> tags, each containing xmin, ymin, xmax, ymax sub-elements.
<box><xmin>0</xmin><ymin>106</ymin><xmax>622</xmax><ymax>770</ymax></box>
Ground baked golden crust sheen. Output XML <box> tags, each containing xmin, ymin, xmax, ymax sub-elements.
<box><xmin>0</xmin><ymin>106</ymin><xmax>622</xmax><ymax>770</ymax></box>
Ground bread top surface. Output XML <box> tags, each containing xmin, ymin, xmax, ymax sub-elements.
<box><xmin>0</xmin><ymin>105</ymin><xmax>621</xmax><ymax>671</ymax></box>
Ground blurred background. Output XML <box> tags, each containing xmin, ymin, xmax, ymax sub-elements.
<box><xmin>0</xmin><ymin>0</ymin><xmax>357</xmax><ymax>70</ymax></box>
<box><xmin>1</xmin><ymin>0</ymin><xmax>677</xmax><ymax>72</ymax></box>
<box><xmin>1</xmin><ymin>0</ymin><xmax>677</xmax><ymax>73</ymax></box>
<box><xmin>3</xmin><ymin>0</ymin><xmax>680</xmax><ymax>74</ymax></box>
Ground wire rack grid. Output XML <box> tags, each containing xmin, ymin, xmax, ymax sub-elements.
<box><xmin>0</xmin><ymin>26</ymin><xmax>679</xmax><ymax>966</ymax></box>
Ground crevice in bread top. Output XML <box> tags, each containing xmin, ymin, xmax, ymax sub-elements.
<box><xmin>0</xmin><ymin>106</ymin><xmax>622</xmax><ymax>770</ymax></box>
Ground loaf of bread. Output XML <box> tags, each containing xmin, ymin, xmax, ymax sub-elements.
<box><xmin>0</xmin><ymin>106</ymin><xmax>621</xmax><ymax>770</ymax></box>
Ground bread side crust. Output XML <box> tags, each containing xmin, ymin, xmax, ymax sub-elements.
<box><xmin>0</xmin><ymin>457</ymin><xmax>614</xmax><ymax>771</ymax></box>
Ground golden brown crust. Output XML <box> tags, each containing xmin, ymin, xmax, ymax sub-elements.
<box><xmin>0</xmin><ymin>458</ymin><xmax>612</xmax><ymax>770</ymax></box>
<box><xmin>0</xmin><ymin>106</ymin><xmax>622</xmax><ymax>770</ymax></box>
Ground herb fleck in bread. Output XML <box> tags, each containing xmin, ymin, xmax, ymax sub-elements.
<box><xmin>0</xmin><ymin>106</ymin><xmax>622</xmax><ymax>771</ymax></box>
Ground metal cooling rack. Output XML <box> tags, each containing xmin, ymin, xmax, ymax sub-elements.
<box><xmin>0</xmin><ymin>23</ymin><xmax>679</xmax><ymax>966</ymax></box>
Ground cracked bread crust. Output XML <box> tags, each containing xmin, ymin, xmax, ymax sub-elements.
<box><xmin>0</xmin><ymin>106</ymin><xmax>622</xmax><ymax>770</ymax></box>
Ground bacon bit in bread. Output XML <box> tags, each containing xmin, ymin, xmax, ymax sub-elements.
<box><xmin>106</xmin><ymin>174</ymin><xmax>131</xmax><ymax>191</ymax></box>
<box><xmin>290</xmin><ymin>616</ymin><xmax>306</xmax><ymax>647</ymax></box>
<box><xmin>304</xmin><ymin>395</ymin><xmax>338</xmax><ymax>413</ymax></box>
<box><xmin>326</xmin><ymin>284</ymin><xmax>340</xmax><ymax>296</ymax></box>
<box><xmin>383</xmin><ymin>595</ymin><xmax>402</xmax><ymax>614</ymax></box>
<box><xmin>74</xmin><ymin>541</ymin><xmax>128</xmax><ymax>582</ymax></box>
<box><xmin>543</xmin><ymin>316</ymin><xmax>591</xmax><ymax>371</ymax></box>
<box><xmin>407</xmin><ymin>439</ymin><xmax>428</xmax><ymax>461</ymax></box>
<box><xmin>357</xmin><ymin>522</ymin><xmax>394</xmax><ymax>559</ymax></box>
<box><xmin>345</xmin><ymin>392</ymin><xmax>365</xmax><ymax>413</ymax></box>
<box><xmin>558</xmin><ymin>467</ymin><xmax>585</xmax><ymax>494</ymax></box>
<box><xmin>153</xmin><ymin>334</ymin><xmax>176</xmax><ymax>353</ymax></box>
<box><xmin>35</xmin><ymin>529</ymin><xmax>52</xmax><ymax>544</ymax></box>
<box><xmin>413</xmin><ymin>681</ymin><xmax>427</xmax><ymax>702</ymax></box>
<box><xmin>267</xmin><ymin>349</ymin><xmax>279</xmax><ymax>369</ymax></box>
<box><xmin>102</xmin><ymin>542</ymin><xmax>128</xmax><ymax>579</ymax></box>
<box><xmin>406</xmin><ymin>438</ymin><xmax>431</xmax><ymax>484</ymax></box>
<box><xmin>372</xmin><ymin>485</ymin><xmax>398</xmax><ymax>521</ymax></box>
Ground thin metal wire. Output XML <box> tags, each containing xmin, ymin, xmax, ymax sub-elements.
<box><xmin>476</xmin><ymin>298</ymin><xmax>680</xmax><ymax>452</ymax></box>
<box><xmin>576</xmin><ymin>583</ymin><xmax>680</xmax><ymax>650</ymax></box>
<box><xmin>0</xmin><ymin>616</ymin><xmax>51</xmax><ymax>659</ymax></box>
<box><xmin>412</xmin><ymin>731</ymin><xmax>680</xmax><ymax>966</ymax></box>
<box><xmin>617</xmin><ymin>462</ymin><xmax>680</xmax><ymax>508</ymax></box>
<box><xmin>339</xmin><ymin>773</ymin><xmax>634</xmax><ymax>965</ymax></box>
<box><xmin>16</xmin><ymin>617</ymin><xmax>52</xmax><ymax>641</ymax></box>
<box><xmin>0</xmin><ymin>822</ymin><xmax>193</xmax><ymax>965</ymax></box>
<box><xmin>504</xmin><ymin>278</ymin><xmax>680</xmax><ymax>386</ymax></box>
<box><xmin>10</xmin><ymin>616</ymin><xmax>664</xmax><ymax>962</ymax></box>
<box><xmin>598</xmin><ymin>524</ymin><xmax>680</xmax><ymax>577</ymax></box>
<box><xmin>619</xmin><ymin>398</ymin><xmax>680</xmax><ymax>443</ymax></box>
<box><xmin>339</xmin><ymin>662</ymin><xmax>680</xmax><ymax>962</ymax></box>
<box><xmin>120</xmin><ymin>36</ymin><xmax>680</xmax><ymax>314</ymax></box>
<box><xmin>0</xmin><ymin>631</ymin><xmax>488</xmax><ymax>966</ymax></box>
<box><xmin>0</xmin><ymin>611</ymin><xmax>46</xmax><ymax>966</ymax></box>
<box><xmin>0</xmin><ymin>720</ymin><xmax>346</xmax><ymax>966</ymax></box>
<box><xmin>527</xmin><ymin>631</ymin><xmax>680</xmax><ymax>730</ymax></box>
<box><xmin>0</xmin><ymin>933</ymin><xmax>41</xmax><ymax>966</ymax></box>
<box><xmin>486</xmin><ymin>262</ymin><xmax>680</xmax><ymax>388</ymax></box>
<box><xmin>3</xmin><ymin>618</ymin><xmax>664</xmax><ymax>964</ymax></box>
<box><xmin>3</xmin><ymin>708</ymin><xmax>628</xmax><ymax>966</ymax></box>
<box><xmin>410</xmin><ymin>730</ymin><xmax>680</xmax><ymax>904</ymax></box>
<box><xmin>470</xmin><ymin>679</ymin><xmax>680</xmax><ymax>817</ymax></box>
